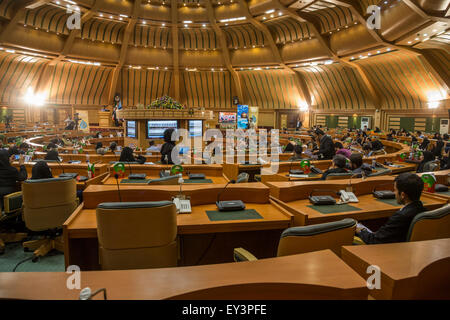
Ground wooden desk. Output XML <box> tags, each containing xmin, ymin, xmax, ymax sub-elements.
<box><xmin>63</xmin><ymin>183</ymin><xmax>293</xmax><ymax>270</ymax></box>
<box><xmin>341</xmin><ymin>239</ymin><xmax>450</xmax><ymax>299</ymax></box>
<box><xmin>0</xmin><ymin>250</ymin><xmax>368</xmax><ymax>300</ymax></box>
<box><xmin>268</xmin><ymin>178</ymin><xmax>447</xmax><ymax>226</ymax></box>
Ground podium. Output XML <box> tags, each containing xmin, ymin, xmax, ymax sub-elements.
<box><xmin>98</xmin><ymin>111</ymin><xmax>112</xmax><ymax>127</ymax></box>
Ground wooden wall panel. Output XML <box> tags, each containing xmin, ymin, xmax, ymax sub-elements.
<box><xmin>222</xmin><ymin>23</ymin><xmax>267</xmax><ymax>49</ymax></box>
<box><xmin>355</xmin><ymin>51</ymin><xmax>449</xmax><ymax>109</ymax></box>
<box><xmin>0</xmin><ymin>52</ymin><xmax>48</xmax><ymax>105</ymax></box>
<box><xmin>118</xmin><ymin>68</ymin><xmax>173</xmax><ymax>107</ymax></box>
<box><xmin>296</xmin><ymin>63</ymin><xmax>374</xmax><ymax>110</ymax></box>
<box><xmin>180</xmin><ymin>71</ymin><xmax>234</xmax><ymax>109</ymax></box>
<box><xmin>80</xmin><ymin>19</ymin><xmax>125</xmax><ymax>44</ymax></box>
<box><xmin>46</xmin><ymin>61</ymin><xmax>113</xmax><ymax>105</ymax></box>
<box><xmin>179</xmin><ymin>28</ymin><xmax>217</xmax><ymax>50</ymax></box>
<box><xmin>264</xmin><ymin>17</ymin><xmax>313</xmax><ymax>44</ymax></box>
<box><xmin>239</xmin><ymin>69</ymin><xmax>305</xmax><ymax>110</ymax></box>
<box><xmin>132</xmin><ymin>25</ymin><xmax>172</xmax><ymax>48</ymax></box>
<box><xmin>301</xmin><ymin>1</ymin><xmax>355</xmax><ymax>34</ymax></box>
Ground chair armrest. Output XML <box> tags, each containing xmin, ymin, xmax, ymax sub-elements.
<box><xmin>3</xmin><ymin>191</ymin><xmax>23</xmax><ymax>214</ymax></box>
<box><xmin>233</xmin><ymin>247</ymin><xmax>258</xmax><ymax>262</ymax></box>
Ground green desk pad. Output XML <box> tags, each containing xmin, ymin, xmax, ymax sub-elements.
<box><xmin>206</xmin><ymin>209</ymin><xmax>263</xmax><ymax>221</ymax></box>
<box><xmin>289</xmin><ymin>173</ymin><xmax>319</xmax><ymax>178</ymax></box>
<box><xmin>307</xmin><ymin>204</ymin><xmax>362</xmax><ymax>214</ymax></box>
<box><xmin>183</xmin><ymin>179</ymin><xmax>213</xmax><ymax>184</ymax></box>
<box><xmin>121</xmin><ymin>179</ymin><xmax>151</xmax><ymax>184</ymax></box>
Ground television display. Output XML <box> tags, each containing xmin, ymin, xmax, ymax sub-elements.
<box><xmin>189</xmin><ymin>120</ymin><xmax>203</xmax><ymax>137</ymax></box>
<box><xmin>126</xmin><ymin>120</ymin><xmax>137</xmax><ymax>138</ymax></box>
<box><xmin>147</xmin><ymin>120</ymin><xmax>178</xmax><ymax>139</ymax></box>
<box><xmin>219</xmin><ymin>112</ymin><xmax>236</xmax><ymax>123</ymax></box>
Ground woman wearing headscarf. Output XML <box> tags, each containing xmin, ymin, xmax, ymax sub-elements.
<box><xmin>432</xmin><ymin>138</ymin><xmax>444</xmax><ymax>158</ymax></box>
<box><xmin>44</xmin><ymin>150</ymin><xmax>60</xmax><ymax>161</ymax></box>
<box><xmin>119</xmin><ymin>147</ymin><xmax>146</xmax><ymax>164</ymax></box>
<box><xmin>0</xmin><ymin>150</ymin><xmax>27</xmax><ymax>210</ymax></box>
<box><xmin>31</xmin><ymin>161</ymin><xmax>53</xmax><ymax>180</ymax></box>
<box><xmin>416</xmin><ymin>151</ymin><xmax>435</xmax><ymax>173</ymax></box>
<box><xmin>419</xmin><ymin>137</ymin><xmax>430</xmax><ymax>151</ymax></box>
<box><xmin>160</xmin><ymin>128</ymin><xmax>176</xmax><ymax>164</ymax></box>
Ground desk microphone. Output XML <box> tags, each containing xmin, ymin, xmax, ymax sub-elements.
<box><xmin>288</xmin><ymin>159</ymin><xmax>303</xmax><ymax>175</ymax></box>
<box><xmin>216</xmin><ymin>179</ymin><xmax>246</xmax><ymax>211</ymax></box>
<box><xmin>114</xmin><ymin>173</ymin><xmax>122</xmax><ymax>202</ymax></box>
<box><xmin>57</xmin><ymin>158</ymin><xmax>78</xmax><ymax>179</ymax></box>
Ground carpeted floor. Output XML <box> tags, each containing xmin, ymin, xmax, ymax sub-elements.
<box><xmin>0</xmin><ymin>241</ymin><xmax>65</xmax><ymax>272</ymax></box>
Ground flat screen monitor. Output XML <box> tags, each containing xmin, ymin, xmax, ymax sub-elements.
<box><xmin>147</xmin><ymin>120</ymin><xmax>178</xmax><ymax>139</ymax></box>
<box><xmin>126</xmin><ymin>120</ymin><xmax>137</xmax><ymax>138</ymax></box>
<box><xmin>219</xmin><ymin>112</ymin><xmax>236</xmax><ymax>123</ymax></box>
<box><xmin>189</xmin><ymin>120</ymin><xmax>203</xmax><ymax>137</ymax></box>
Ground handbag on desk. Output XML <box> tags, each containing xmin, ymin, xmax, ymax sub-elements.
<box><xmin>372</xmin><ymin>185</ymin><xmax>395</xmax><ymax>199</ymax></box>
<box><xmin>309</xmin><ymin>189</ymin><xmax>338</xmax><ymax>205</ymax></box>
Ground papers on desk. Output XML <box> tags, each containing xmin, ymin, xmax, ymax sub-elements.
<box><xmin>303</xmin><ymin>149</ymin><xmax>314</xmax><ymax>157</ymax></box>
<box><xmin>289</xmin><ymin>174</ymin><xmax>309</xmax><ymax>178</ymax></box>
<box><xmin>387</xmin><ymin>164</ymin><xmax>403</xmax><ymax>168</ymax></box>
<box><xmin>144</xmin><ymin>162</ymin><xmax>154</xmax><ymax>165</ymax></box>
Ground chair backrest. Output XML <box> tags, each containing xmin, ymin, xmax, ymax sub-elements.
<box><xmin>407</xmin><ymin>204</ymin><xmax>450</xmax><ymax>241</ymax></box>
<box><xmin>96</xmin><ymin>201</ymin><xmax>177</xmax><ymax>270</ymax></box>
<box><xmin>277</xmin><ymin>218</ymin><xmax>356</xmax><ymax>257</ymax></box>
<box><xmin>3</xmin><ymin>191</ymin><xmax>23</xmax><ymax>215</ymax></box>
<box><xmin>148</xmin><ymin>174</ymin><xmax>181</xmax><ymax>185</ymax></box>
<box><xmin>236</xmin><ymin>172</ymin><xmax>249</xmax><ymax>183</ymax></box>
<box><xmin>367</xmin><ymin>168</ymin><xmax>392</xmax><ymax>177</ymax></box>
<box><xmin>423</xmin><ymin>160</ymin><xmax>439</xmax><ymax>172</ymax></box>
<box><xmin>326</xmin><ymin>173</ymin><xmax>353</xmax><ymax>180</ymax></box>
<box><xmin>22</xmin><ymin>177</ymin><xmax>78</xmax><ymax>231</ymax></box>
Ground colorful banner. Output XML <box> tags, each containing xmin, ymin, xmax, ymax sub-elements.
<box><xmin>249</xmin><ymin>106</ymin><xmax>259</xmax><ymax>129</ymax></box>
<box><xmin>76</xmin><ymin>110</ymin><xmax>90</xmax><ymax>132</ymax></box>
<box><xmin>237</xmin><ymin>105</ymin><xmax>249</xmax><ymax>129</ymax></box>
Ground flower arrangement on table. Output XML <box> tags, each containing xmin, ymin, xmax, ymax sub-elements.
<box><xmin>148</xmin><ymin>96</ymin><xmax>185</xmax><ymax>110</ymax></box>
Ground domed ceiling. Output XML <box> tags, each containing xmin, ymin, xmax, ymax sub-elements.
<box><xmin>0</xmin><ymin>0</ymin><xmax>448</xmax><ymax>111</ymax></box>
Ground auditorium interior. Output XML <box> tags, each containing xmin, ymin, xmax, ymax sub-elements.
<box><xmin>0</xmin><ymin>0</ymin><xmax>449</xmax><ymax>300</ymax></box>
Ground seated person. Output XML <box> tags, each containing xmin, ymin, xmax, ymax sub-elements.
<box><xmin>419</xmin><ymin>137</ymin><xmax>430</xmax><ymax>151</ymax></box>
<box><xmin>146</xmin><ymin>140</ymin><xmax>160</xmax><ymax>152</ymax></box>
<box><xmin>350</xmin><ymin>153</ymin><xmax>373</xmax><ymax>176</ymax></box>
<box><xmin>95</xmin><ymin>142</ymin><xmax>107</xmax><ymax>155</ymax></box>
<box><xmin>44</xmin><ymin>150</ymin><xmax>60</xmax><ymax>161</ymax></box>
<box><xmin>7</xmin><ymin>145</ymin><xmax>19</xmax><ymax>157</ymax></box>
<box><xmin>432</xmin><ymin>138</ymin><xmax>444</xmax><ymax>159</ymax></box>
<box><xmin>283</xmin><ymin>142</ymin><xmax>295</xmax><ymax>153</ymax></box>
<box><xmin>362</xmin><ymin>142</ymin><xmax>372</xmax><ymax>157</ymax></box>
<box><xmin>320</xmin><ymin>154</ymin><xmax>349</xmax><ymax>180</ymax></box>
<box><xmin>371</xmin><ymin>139</ymin><xmax>384</xmax><ymax>151</ymax></box>
<box><xmin>334</xmin><ymin>142</ymin><xmax>351</xmax><ymax>159</ymax></box>
<box><xmin>46</xmin><ymin>142</ymin><xmax>58</xmax><ymax>150</ymax></box>
<box><xmin>119</xmin><ymin>147</ymin><xmax>146</xmax><ymax>164</ymax></box>
<box><xmin>356</xmin><ymin>173</ymin><xmax>425</xmax><ymax>244</ymax></box>
<box><xmin>0</xmin><ymin>150</ymin><xmax>27</xmax><ymax>211</ymax></box>
<box><xmin>416</xmin><ymin>151</ymin><xmax>435</xmax><ymax>173</ymax></box>
<box><xmin>19</xmin><ymin>143</ymin><xmax>29</xmax><ymax>155</ymax></box>
<box><xmin>160</xmin><ymin>128</ymin><xmax>176</xmax><ymax>164</ymax></box>
<box><xmin>374</xmin><ymin>127</ymin><xmax>381</xmax><ymax>133</ymax></box>
<box><xmin>289</xmin><ymin>145</ymin><xmax>304</xmax><ymax>161</ymax></box>
<box><xmin>416</xmin><ymin>131</ymin><xmax>425</xmax><ymax>139</ymax></box>
<box><xmin>109</xmin><ymin>142</ymin><xmax>118</xmax><ymax>153</ymax></box>
<box><xmin>31</xmin><ymin>161</ymin><xmax>53</xmax><ymax>180</ymax></box>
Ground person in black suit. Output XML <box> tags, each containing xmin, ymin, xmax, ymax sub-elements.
<box><xmin>313</xmin><ymin>129</ymin><xmax>335</xmax><ymax>160</ymax></box>
<box><xmin>160</xmin><ymin>128</ymin><xmax>176</xmax><ymax>164</ymax></box>
<box><xmin>0</xmin><ymin>150</ymin><xmax>27</xmax><ymax>210</ymax></box>
<box><xmin>356</xmin><ymin>173</ymin><xmax>425</xmax><ymax>244</ymax></box>
<box><xmin>320</xmin><ymin>155</ymin><xmax>348</xmax><ymax>180</ymax></box>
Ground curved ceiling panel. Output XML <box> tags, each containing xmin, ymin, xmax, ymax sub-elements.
<box><xmin>180</xmin><ymin>70</ymin><xmax>235</xmax><ymax>109</ymax></box>
<box><xmin>281</xmin><ymin>38</ymin><xmax>331</xmax><ymax>63</ymax></box>
<box><xmin>354</xmin><ymin>50</ymin><xmax>449</xmax><ymax>109</ymax></box>
<box><xmin>296</xmin><ymin>63</ymin><xmax>374</xmax><ymax>110</ymax></box>
<box><xmin>239</xmin><ymin>69</ymin><xmax>305</xmax><ymax>109</ymax></box>
<box><xmin>0</xmin><ymin>51</ymin><xmax>48</xmax><ymax>104</ymax></box>
<box><xmin>299</xmin><ymin>1</ymin><xmax>356</xmax><ymax>34</ymax></box>
<box><xmin>179</xmin><ymin>27</ymin><xmax>217</xmax><ymax>50</ymax></box>
<box><xmin>21</xmin><ymin>5</ymin><xmax>71</xmax><ymax>35</ymax></box>
<box><xmin>180</xmin><ymin>50</ymin><xmax>224</xmax><ymax>67</ymax></box>
<box><xmin>264</xmin><ymin>17</ymin><xmax>313</xmax><ymax>44</ymax></box>
<box><xmin>132</xmin><ymin>24</ymin><xmax>172</xmax><ymax>48</ymax></box>
<box><xmin>330</xmin><ymin>24</ymin><xmax>380</xmax><ymax>56</ymax></box>
<box><xmin>80</xmin><ymin>19</ymin><xmax>126</xmax><ymax>44</ymax></box>
<box><xmin>223</xmin><ymin>23</ymin><xmax>267</xmax><ymax>49</ymax></box>
<box><xmin>118</xmin><ymin>68</ymin><xmax>173</xmax><ymax>107</ymax></box>
<box><xmin>417</xmin><ymin>0</ymin><xmax>450</xmax><ymax>12</ymax></box>
<box><xmin>0</xmin><ymin>0</ymin><xmax>15</xmax><ymax>20</ymax></box>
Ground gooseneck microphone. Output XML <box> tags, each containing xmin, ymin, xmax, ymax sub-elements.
<box><xmin>114</xmin><ymin>173</ymin><xmax>122</xmax><ymax>202</ymax></box>
<box><xmin>216</xmin><ymin>179</ymin><xmax>236</xmax><ymax>204</ymax></box>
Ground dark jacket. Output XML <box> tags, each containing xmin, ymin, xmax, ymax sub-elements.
<box><xmin>318</xmin><ymin>135</ymin><xmax>335</xmax><ymax>160</ymax></box>
<box><xmin>371</xmin><ymin>140</ymin><xmax>384</xmax><ymax>151</ymax></box>
<box><xmin>358</xmin><ymin>201</ymin><xmax>425</xmax><ymax>244</ymax></box>
<box><xmin>320</xmin><ymin>167</ymin><xmax>348</xmax><ymax>180</ymax></box>
<box><xmin>0</xmin><ymin>150</ymin><xmax>27</xmax><ymax>197</ymax></box>
<box><xmin>160</xmin><ymin>142</ymin><xmax>175</xmax><ymax>164</ymax></box>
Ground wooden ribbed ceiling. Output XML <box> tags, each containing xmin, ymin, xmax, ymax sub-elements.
<box><xmin>0</xmin><ymin>0</ymin><xmax>448</xmax><ymax>110</ymax></box>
